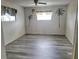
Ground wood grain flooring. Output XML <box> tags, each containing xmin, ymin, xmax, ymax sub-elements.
<box><xmin>6</xmin><ymin>35</ymin><xmax>72</xmax><ymax>59</ymax></box>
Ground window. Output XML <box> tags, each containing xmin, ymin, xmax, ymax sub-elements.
<box><xmin>36</xmin><ymin>12</ymin><xmax>52</xmax><ymax>20</ymax></box>
<box><xmin>1</xmin><ymin>6</ymin><xmax>17</xmax><ymax>22</ymax></box>
<box><xmin>1</xmin><ymin>13</ymin><xmax>15</xmax><ymax>21</ymax></box>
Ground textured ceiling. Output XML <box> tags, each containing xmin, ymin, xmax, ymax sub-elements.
<box><xmin>2</xmin><ymin>0</ymin><xmax>71</xmax><ymax>7</ymax></box>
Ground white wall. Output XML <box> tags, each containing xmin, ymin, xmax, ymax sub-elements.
<box><xmin>1</xmin><ymin>0</ymin><xmax>26</xmax><ymax>45</ymax></box>
<box><xmin>24</xmin><ymin>6</ymin><xmax>67</xmax><ymax>35</ymax></box>
<box><xmin>1</xmin><ymin>25</ymin><xmax>6</xmax><ymax>59</ymax></box>
<box><xmin>65</xmin><ymin>0</ymin><xmax>77</xmax><ymax>44</ymax></box>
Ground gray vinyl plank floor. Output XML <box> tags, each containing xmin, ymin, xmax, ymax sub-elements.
<box><xmin>6</xmin><ymin>35</ymin><xmax>72</xmax><ymax>59</ymax></box>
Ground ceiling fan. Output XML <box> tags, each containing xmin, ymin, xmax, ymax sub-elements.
<box><xmin>28</xmin><ymin>0</ymin><xmax>47</xmax><ymax>20</ymax></box>
<box><xmin>34</xmin><ymin>0</ymin><xmax>47</xmax><ymax>5</ymax></box>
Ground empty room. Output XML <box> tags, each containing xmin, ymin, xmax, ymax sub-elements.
<box><xmin>1</xmin><ymin>0</ymin><xmax>78</xmax><ymax>59</ymax></box>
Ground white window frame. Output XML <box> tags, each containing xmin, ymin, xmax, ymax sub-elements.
<box><xmin>1</xmin><ymin>13</ymin><xmax>16</xmax><ymax>22</ymax></box>
<box><xmin>36</xmin><ymin>12</ymin><xmax>52</xmax><ymax>21</ymax></box>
